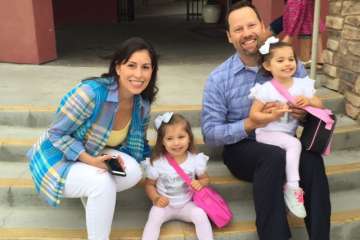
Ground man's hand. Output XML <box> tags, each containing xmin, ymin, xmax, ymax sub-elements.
<box><xmin>289</xmin><ymin>104</ymin><xmax>307</xmax><ymax>121</ymax></box>
<box><xmin>245</xmin><ymin>102</ymin><xmax>290</xmax><ymax>134</ymax></box>
<box><xmin>262</xmin><ymin>102</ymin><xmax>283</xmax><ymax>113</ymax></box>
<box><xmin>269</xmin><ymin>105</ymin><xmax>291</xmax><ymax>121</ymax></box>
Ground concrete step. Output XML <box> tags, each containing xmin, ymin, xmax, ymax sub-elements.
<box><xmin>0</xmin><ymin>189</ymin><xmax>359</xmax><ymax>240</ymax></box>
<box><xmin>0</xmin><ymin>113</ymin><xmax>359</xmax><ymax>161</ymax></box>
<box><xmin>0</xmin><ymin>88</ymin><xmax>345</xmax><ymax>128</ymax></box>
<box><xmin>1</xmin><ymin>148</ymin><xmax>360</xmax><ymax>208</ymax></box>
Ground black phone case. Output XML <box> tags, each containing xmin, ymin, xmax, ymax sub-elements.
<box><xmin>105</xmin><ymin>157</ymin><xmax>126</xmax><ymax>176</ymax></box>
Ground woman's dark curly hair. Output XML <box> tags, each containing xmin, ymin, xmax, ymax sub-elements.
<box><xmin>259</xmin><ymin>41</ymin><xmax>297</xmax><ymax>78</ymax></box>
<box><xmin>101</xmin><ymin>37</ymin><xmax>159</xmax><ymax>103</ymax></box>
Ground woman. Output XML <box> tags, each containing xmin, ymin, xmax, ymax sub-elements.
<box><xmin>27</xmin><ymin>37</ymin><xmax>158</xmax><ymax>240</ymax></box>
<box><xmin>282</xmin><ymin>0</ymin><xmax>325</xmax><ymax>67</ymax></box>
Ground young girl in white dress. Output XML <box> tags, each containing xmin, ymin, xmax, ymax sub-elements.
<box><xmin>249</xmin><ymin>37</ymin><xmax>323</xmax><ymax>218</ymax></box>
<box><xmin>141</xmin><ymin>112</ymin><xmax>214</xmax><ymax>240</ymax></box>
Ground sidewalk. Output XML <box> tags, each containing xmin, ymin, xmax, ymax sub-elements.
<box><xmin>0</xmin><ymin>6</ymin><xmax>234</xmax><ymax>108</ymax></box>
<box><xmin>0</xmin><ymin>62</ymin><xmax>217</xmax><ymax>107</ymax></box>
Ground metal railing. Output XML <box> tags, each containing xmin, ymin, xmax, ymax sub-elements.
<box><xmin>310</xmin><ymin>0</ymin><xmax>321</xmax><ymax>80</ymax></box>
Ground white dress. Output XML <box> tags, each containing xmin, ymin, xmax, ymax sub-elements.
<box><xmin>143</xmin><ymin>152</ymin><xmax>209</xmax><ymax>208</ymax></box>
<box><xmin>249</xmin><ymin>76</ymin><xmax>316</xmax><ymax>135</ymax></box>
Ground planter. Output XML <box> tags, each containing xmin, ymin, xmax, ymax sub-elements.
<box><xmin>202</xmin><ymin>4</ymin><xmax>221</xmax><ymax>23</ymax></box>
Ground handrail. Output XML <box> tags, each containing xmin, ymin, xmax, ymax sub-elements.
<box><xmin>310</xmin><ymin>0</ymin><xmax>321</xmax><ymax>83</ymax></box>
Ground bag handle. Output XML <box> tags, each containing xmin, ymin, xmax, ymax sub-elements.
<box><xmin>270</xmin><ymin>79</ymin><xmax>334</xmax><ymax>130</ymax></box>
<box><xmin>165</xmin><ymin>153</ymin><xmax>192</xmax><ymax>187</ymax></box>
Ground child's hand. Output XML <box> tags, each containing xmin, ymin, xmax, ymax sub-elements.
<box><xmin>294</xmin><ymin>96</ymin><xmax>310</xmax><ymax>108</ymax></box>
<box><xmin>153</xmin><ymin>195</ymin><xmax>169</xmax><ymax>208</ymax></box>
<box><xmin>191</xmin><ymin>180</ymin><xmax>204</xmax><ymax>191</ymax></box>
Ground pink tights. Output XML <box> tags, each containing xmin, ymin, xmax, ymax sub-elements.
<box><xmin>141</xmin><ymin>201</ymin><xmax>213</xmax><ymax>240</ymax></box>
<box><xmin>256</xmin><ymin>131</ymin><xmax>302</xmax><ymax>185</ymax></box>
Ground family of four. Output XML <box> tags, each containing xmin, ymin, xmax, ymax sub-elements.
<box><xmin>27</xmin><ymin>1</ymin><xmax>331</xmax><ymax>240</ymax></box>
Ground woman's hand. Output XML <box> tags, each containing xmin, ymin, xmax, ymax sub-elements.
<box><xmin>106</xmin><ymin>154</ymin><xmax>126</xmax><ymax>170</ymax></box>
<box><xmin>191</xmin><ymin>180</ymin><xmax>204</xmax><ymax>191</ymax></box>
<box><xmin>153</xmin><ymin>195</ymin><xmax>169</xmax><ymax>208</ymax></box>
<box><xmin>79</xmin><ymin>152</ymin><xmax>110</xmax><ymax>170</ymax></box>
<box><xmin>90</xmin><ymin>154</ymin><xmax>114</xmax><ymax>170</ymax></box>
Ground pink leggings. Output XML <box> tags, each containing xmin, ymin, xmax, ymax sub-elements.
<box><xmin>141</xmin><ymin>202</ymin><xmax>213</xmax><ymax>240</ymax></box>
<box><xmin>256</xmin><ymin>131</ymin><xmax>301</xmax><ymax>183</ymax></box>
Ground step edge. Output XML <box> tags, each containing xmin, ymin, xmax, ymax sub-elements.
<box><xmin>0</xmin><ymin>95</ymin><xmax>343</xmax><ymax>113</ymax></box>
<box><xmin>3</xmin><ymin>123</ymin><xmax>360</xmax><ymax>147</ymax></box>
<box><xmin>0</xmin><ymin>209</ymin><xmax>359</xmax><ymax>239</ymax></box>
<box><xmin>1</xmin><ymin>162</ymin><xmax>359</xmax><ymax>188</ymax></box>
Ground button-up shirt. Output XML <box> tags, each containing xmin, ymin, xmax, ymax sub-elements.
<box><xmin>201</xmin><ymin>53</ymin><xmax>307</xmax><ymax>146</ymax></box>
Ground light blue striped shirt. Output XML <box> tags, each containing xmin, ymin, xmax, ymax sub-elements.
<box><xmin>201</xmin><ymin>53</ymin><xmax>307</xmax><ymax>146</ymax></box>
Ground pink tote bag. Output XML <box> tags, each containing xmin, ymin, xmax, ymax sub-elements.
<box><xmin>166</xmin><ymin>154</ymin><xmax>233</xmax><ymax>228</ymax></box>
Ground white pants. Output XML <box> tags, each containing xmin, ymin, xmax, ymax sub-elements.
<box><xmin>141</xmin><ymin>202</ymin><xmax>214</xmax><ymax>240</ymax></box>
<box><xmin>256</xmin><ymin>131</ymin><xmax>302</xmax><ymax>183</ymax></box>
<box><xmin>63</xmin><ymin>149</ymin><xmax>143</xmax><ymax>240</ymax></box>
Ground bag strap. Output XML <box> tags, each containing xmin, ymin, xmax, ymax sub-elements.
<box><xmin>165</xmin><ymin>154</ymin><xmax>192</xmax><ymax>187</ymax></box>
<box><xmin>270</xmin><ymin>79</ymin><xmax>334</xmax><ymax>130</ymax></box>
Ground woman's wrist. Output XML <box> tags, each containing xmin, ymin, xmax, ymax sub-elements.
<box><xmin>79</xmin><ymin>151</ymin><xmax>96</xmax><ymax>165</ymax></box>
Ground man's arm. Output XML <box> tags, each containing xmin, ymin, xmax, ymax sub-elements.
<box><xmin>201</xmin><ymin>75</ymin><xmax>250</xmax><ymax>146</ymax></box>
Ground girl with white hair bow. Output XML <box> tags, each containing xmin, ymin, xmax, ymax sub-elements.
<box><xmin>249</xmin><ymin>37</ymin><xmax>324</xmax><ymax>219</ymax></box>
<box><xmin>141</xmin><ymin>112</ymin><xmax>214</xmax><ymax>240</ymax></box>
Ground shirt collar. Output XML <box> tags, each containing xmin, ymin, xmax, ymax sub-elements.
<box><xmin>231</xmin><ymin>53</ymin><xmax>259</xmax><ymax>75</ymax></box>
<box><xmin>231</xmin><ymin>53</ymin><xmax>246</xmax><ymax>75</ymax></box>
<box><xmin>106</xmin><ymin>77</ymin><xmax>119</xmax><ymax>103</ymax></box>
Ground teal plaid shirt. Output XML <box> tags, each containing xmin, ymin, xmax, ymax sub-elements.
<box><xmin>27</xmin><ymin>77</ymin><xmax>151</xmax><ymax>207</ymax></box>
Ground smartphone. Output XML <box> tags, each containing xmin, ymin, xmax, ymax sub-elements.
<box><xmin>105</xmin><ymin>156</ymin><xmax>126</xmax><ymax>177</ymax></box>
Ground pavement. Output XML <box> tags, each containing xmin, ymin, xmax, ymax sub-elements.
<box><xmin>0</xmin><ymin>62</ymin><xmax>215</xmax><ymax>107</ymax></box>
<box><xmin>1</xmin><ymin>2</ymin><xmax>233</xmax><ymax>108</ymax></box>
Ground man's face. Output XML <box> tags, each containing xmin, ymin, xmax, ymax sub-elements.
<box><xmin>226</xmin><ymin>7</ymin><xmax>265</xmax><ymax>58</ymax></box>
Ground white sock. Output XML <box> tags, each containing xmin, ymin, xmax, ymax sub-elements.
<box><xmin>286</xmin><ymin>181</ymin><xmax>299</xmax><ymax>189</ymax></box>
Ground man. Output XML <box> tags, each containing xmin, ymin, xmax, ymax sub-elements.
<box><xmin>201</xmin><ymin>1</ymin><xmax>330</xmax><ymax>240</ymax></box>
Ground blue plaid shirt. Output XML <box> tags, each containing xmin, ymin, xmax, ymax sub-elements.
<box><xmin>28</xmin><ymin>77</ymin><xmax>151</xmax><ymax>207</ymax></box>
<box><xmin>201</xmin><ymin>53</ymin><xmax>307</xmax><ymax>146</ymax></box>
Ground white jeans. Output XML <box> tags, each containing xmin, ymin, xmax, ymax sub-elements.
<box><xmin>63</xmin><ymin>149</ymin><xmax>143</xmax><ymax>240</ymax></box>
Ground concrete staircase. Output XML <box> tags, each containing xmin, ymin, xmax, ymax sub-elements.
<box><xmin>1</xmin><ymin>85</ymin><xmax>360</xmax><ymax>240</ymax></box>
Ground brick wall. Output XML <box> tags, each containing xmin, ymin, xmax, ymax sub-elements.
<box><xmin>324</xmin><ymin>0</ymin><xmax>360</xmax><ymax>120</ymax></box>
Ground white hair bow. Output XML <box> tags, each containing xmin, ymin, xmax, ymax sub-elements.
<box><xmin>259</xmin><ymin>36</ymin><xmax>279</xmax><ymax>55</ymax></box>
<box><xmin>154</xmin><ymin>112</ymin><xmax>174</xmax><ymax>130</ymax></box>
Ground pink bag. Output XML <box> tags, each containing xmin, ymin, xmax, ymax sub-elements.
<box><xmin>166</xmin><ymin>154</ymin><xmax>233</xmax><ymax>228</ymax></box>
<box><xmin>271</xmin><ymin>79</ymin><xmax>336</xmax><ymax>155</ymax></box>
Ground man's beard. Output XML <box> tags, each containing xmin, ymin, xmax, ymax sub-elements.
<box><xmin>240</xmin><ymin>36</ymin><xmax>261</xmax><ymax>56</ymax></box>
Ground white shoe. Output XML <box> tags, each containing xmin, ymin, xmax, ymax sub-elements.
<box><xmin>284</xmin><ymin>186</ymin><xmax>307</xmax><ymax>218</ymax></box>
